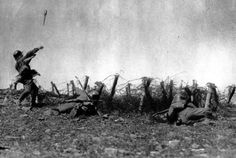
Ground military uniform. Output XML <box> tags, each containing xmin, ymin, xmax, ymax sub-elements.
<box><xmin>167</xmin><ymin>88</ymin><xmax>213</xmax><ymax>125</ymax></box>
<box><xmin>53</xmin><ymin>88</ymin><xmax>102</xmax><ymax>118</ymax></box>
<box><xmin>13</xmin><ymin>46</ymin><xmax>43</xmax><ymax>107</ymax></box>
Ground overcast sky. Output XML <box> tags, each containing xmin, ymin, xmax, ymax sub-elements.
<box><xmin>0</xmin><ymin>0</ymin><xmax>235</xmax><ymax>90</ymax></box>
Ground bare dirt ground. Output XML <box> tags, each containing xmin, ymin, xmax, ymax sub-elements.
<box><xmin>0</xmin><ymin>91</ymin><xmax>236</xmax><ymax>158</ymax></box>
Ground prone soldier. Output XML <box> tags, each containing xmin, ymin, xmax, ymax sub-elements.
<box><xmin>167</xmin><ymin>83</ymin><xmax>218</xmax><ymax>125</ymax></box>
<box><xmin>51</xmin><ymin>82</ymin><xmax>104</xmax><ymax>118</ymax></box>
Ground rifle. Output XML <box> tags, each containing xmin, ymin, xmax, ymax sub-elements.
<box><xmin>152</xmin><ymin>109</ymin><xmax>169</xmax><ymax>118</ymax></box>
<box><xmin>65</xmin><ymin>98</ymin><xmax>102</xmax><ymax>103</ymax></box>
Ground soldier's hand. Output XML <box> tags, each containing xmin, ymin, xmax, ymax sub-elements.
<box><xmin>64</xmin><ymin>100</ymin><xmax>70</xmax><ymax>103</ymax></box>
<box><xmin>81</xmin><ymin>106</ymin><xmax>88</xmax><ymax>111</ymax></box>
<box><xmin>13</xmin><ymin>82</ymin><xmax>18</xmax><ymax>90</ymax></box>
<box><xmin>36</xmin><ymin>72</ymin><xmax>41</xmax><ymax>76</ymax></box>
<box><xmin>39</xmin><ymin>46</ymin><xmax>44</xmax><ymax>50</ymax></box>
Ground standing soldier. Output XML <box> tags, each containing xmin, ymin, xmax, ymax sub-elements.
<box><xmin>13</xmin><ymin>46</ymin><xmax>44</xmax><ymax>109</ymax></box>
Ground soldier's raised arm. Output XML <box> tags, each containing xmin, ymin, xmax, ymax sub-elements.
<box><xmin>23</xmin><ymin>46</ymin><xmax>44</xmax><ymax>60</ymax></box>
<box><xmin>24</xmin><ymin>55</ymin><xmax>36</xmax><ymax>65</ymax></box>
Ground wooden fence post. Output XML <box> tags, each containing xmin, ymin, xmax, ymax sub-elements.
<box><xmin>205</xmin><ymin>83</ymin><xmax>215</xmax><ymax>109</ymax></box>
<box><xmin>205</xmin><ymin>89</ymin><xmax>212</xmax><ymax>109</ymax></box>
<box><xmin>144</xmin><ymin>78</ymin><xmax>152</xmax><ymax>99</ymax></box>
<box><xmin>227</xmin><ymin>85</ymin><xmax>236</xmax><ymax>104</ymax></box>
<box><xmin>70</xmin><ymin>80</ymin><xmax>76</xmax><ymax>96</ymax></box>
<box><xmin>51</xmin><ymin>81</ymin><xmax>55</xmax><ymax>94</ymax></box>
<box><xmin>54</xmin><ymin>83</ymin><xmax>61</xmax><ymax>97</ymax></box>
<box><xmin>139</xmin><ymin>92</ymin><xmax>145</xmax><ymax>113</ymax></box>
<box><xmin>168</xmin><ymin>80</ymin><xmax>174</xmax><ymax>104</ymax></box>
<box><xmin>106</xmin><ymin>75</ymin><xmax>119</xmax><ymax>111</ymax></box>
<box><xmin>51</xmin><ymin>81</ymin><xmax>61</xmax><ymax>97</ymax></box>
<box><xmin>180</xmin><ymin>80</ymin><xmax>183</xmax><ymax>89</ymax></box>
<box><xmin>94</xmin><ymin>83</ymin><xmax>104</xmax><ymax>106</ymax></box>
<box><xmin>139</xmin><ymin>78</ymin><xmax>145</xmax><ymax>113</ymax></box>
<box><xmin>110</xmin><ymin>75</ymin><xmax>119</xmax><ymax>100</ymax></box>
<box><xmin>192</xmin><ymin>80</ymin><xmax>198</xmax><ymax>89</ymax></box>
<box><xmin>160</xmin><ymin>81</ymin><xmax>167</xmax><ymax>102</ymax></box>
<box><xmin>126</xmin><ymin>83</ymin><xmax>131</xmax><ymax>96</ymax></box>
<box><xmin>67</xmin><ymin>83</ymin><xmax>70</xmax><ymax>96</ymax></box>
<box><xmin>83</xmin><ymin>76</ymin><xmax>89</xmax><ymax>90</ymax></box>
<box><xmin>139</xmin><ymin>77</ymin><xmax>154</xmax><ymax>113</ymax></box>
<box><xmin>205</xmin><ymin>83</ymin><xmax>219</xmax><ymax>111</ymax></box>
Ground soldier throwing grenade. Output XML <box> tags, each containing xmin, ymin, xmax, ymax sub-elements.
<box><xmin>13</xmin><ymin>46</ymin><xmax>44</xmax><ymax>109</ymax></box>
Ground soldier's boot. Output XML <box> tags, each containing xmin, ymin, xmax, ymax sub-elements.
<box><xmin>227</xmin><ymin>86</ymin><xmax>235</xmax><ymax>104</ymax></box>
<box><xmin>16</xmin><ymin>100</ymin><xmax>22</xmax><ymax>109</ymax></box>
<box><xmin>69</xmin><ymin>107</ymin><xmax>78</xmax><ymax>119</ymax></box>
<box><xmin>3</xmin><ymin>95</ymin><xmax>9</xmax><ymax>106</ymax></box>
<box><xmin>176</xmin><ymin>118</ymin><xmax>182</xmax><ymax>126</ymax></box>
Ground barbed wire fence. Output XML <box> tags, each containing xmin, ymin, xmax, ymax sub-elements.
<box><xmin>44</xmin><ymin>71</ymin><xmax>215</xmax><ymax>98</ymax></box>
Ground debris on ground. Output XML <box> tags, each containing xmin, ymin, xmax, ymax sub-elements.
<box><xmin>0</xmin><ymin>79</ymin><xmax>236</xmax><ymax>157</ymax></box>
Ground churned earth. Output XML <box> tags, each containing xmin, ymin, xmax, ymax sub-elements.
<box><xmin>0</xmin><ymin>89</ymin><xmax>236</xmax><ymax>158</ymax></box>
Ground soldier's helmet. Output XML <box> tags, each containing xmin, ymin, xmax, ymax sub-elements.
<box><xmin>179</xmin><ymin>89</ymin><xmax>190</xmax><ymax>100</ymax></box>
<box><xmin>13</xmin><ymin>50</ymin><xmax>23</xmax><ymax>60</ymax></box>
<box><xmin>88</xmin><ymin>90</ymin><xmax>99</xmax><ymax>100</ymax></box>
<box><xmin>172</xmin><ymin>89</ymin><xmax>190</xmax><ymax>103</ymax></box>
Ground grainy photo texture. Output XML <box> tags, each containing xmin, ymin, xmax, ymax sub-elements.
<box><xmin>0</xmin><ymin>0</ymin><xmax>236</xmax><ymax>157</ymax></box>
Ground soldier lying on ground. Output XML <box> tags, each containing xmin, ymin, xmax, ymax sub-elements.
<box><xmin>167</xmin><ymin>83</ymin><xmax>218</xmax><ymax>125</ymax></box>
<box><xmin>13</xmin><ymin>46</ymin><xmax>44</xmax><ymax>109</ymax></box>
<box><xmin>51</xmin><ymin>83</ymin><xmax>104</xmax><ymax>118</ymax></box>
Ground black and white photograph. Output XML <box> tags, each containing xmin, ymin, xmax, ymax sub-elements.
<box><xmin>0</xmin><ymin>0</ymin><xmax>236</xmax><ymax>157</ymax></box>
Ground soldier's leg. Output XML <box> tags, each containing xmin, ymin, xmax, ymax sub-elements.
<box><xmin>30</xmin><ymin>82</ymin><xmax>38</xmax><ymax>107</ymax></box>
<box><xmin>18</xmin><ymin>84</ymin><xmax>31</xmax><ymax>106</ymax></box>
<box><xmin>167</xmin><ymin>106</ymin><xmax>178</xmax><ymax>123</ymax></box>
<box><xmin>139</xmin><ymin>94</ymin><xmax>145</xmax><ymax>114</ymax></box>
<box><xmin>187</xmin><ymin>108</ymin><xmax>212</xmax><ymax>120</ymax></box>
<box><xmin>178</xmin><ymin>107</ymin><xmax>212</xmax><ymax>125</ymax></box>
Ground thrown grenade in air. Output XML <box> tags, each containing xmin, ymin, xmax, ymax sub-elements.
<box><xmin>43</xmin><ymin>10</ymin><xmax>47</xmax><ymax>26</ymax></box>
